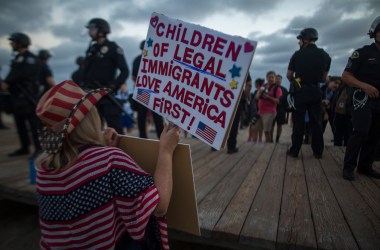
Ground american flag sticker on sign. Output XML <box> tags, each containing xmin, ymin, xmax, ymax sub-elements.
<box><xmin>196</xmin><ymin>121</ymin><xmax>217</xmax><ymax>144</ymax></box>
<box><xmin>136</xmin><ymin>88</ymin><xmax>151</xmax><ymax>105</ymax></box>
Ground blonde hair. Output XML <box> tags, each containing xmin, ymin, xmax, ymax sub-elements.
<box><xmin>36</xmin><ymin>107</ymin><xmax>104</xmax><ymax>172</ymax></box>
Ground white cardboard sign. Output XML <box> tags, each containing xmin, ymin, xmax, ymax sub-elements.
<box><xmin>133</xmin><ymin>12</ymin><xmax>257</xmax><ymax>149</ymax></box>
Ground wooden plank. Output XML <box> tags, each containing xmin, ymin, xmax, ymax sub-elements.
<box><xmin>327</xmin><ymin>146</ymin><xmax>380</xmax><ymax>220</ymax></box>
<box><xmin>320</xmin><ymin>147</ymin><xmax>380</xmax><ymax>249</ymax></box>
<box><xmin>195</xmin><ymin>141</ymin><xmax>250</xmax><ymax>203</ymax></box>
<box><xmin>276</xmin><ymin>149</ymin><xmax>317</xmax><ymax>249</ymax></box>
<box><xmin>0</xmin><ymin>159</ymin><xmax>30</xmax><ymax>182</ymax></box>
<box><xmin>198</xmin><ymin>142</ymin><xmax>264</xmax><ymax>238</ymax></box>
<box><xmin>193</xmin><ymin>137</ymin><xmax>248</xmax><ymax>182</ymax></box>
<box><xmin>191</xmin><ymin>142</ymin><xmax>215</xmax><ymax>169</ymax></box>
<box><xmin>213</xmin><ymin>143</ymin><xmax>268</xmax><ymax>240</ymax></box>
<box><xmin>301</xmin><ymin>146</ymin><xmax>358</xmax><ymax>249</ymax></box>
<box><xmin>239</xmin><ymin>143</ymin><xmax>286</xmax><ymax>249</ymax></box>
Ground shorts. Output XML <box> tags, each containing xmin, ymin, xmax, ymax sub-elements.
<box><xmin>273</xmin><ymin>109</ymin><xmax>287</xmax><ymax>126</ymax></box>
<box><xmin>258</xmin><ymin>113</ymin><xmax>276</xmax><ymax>132</ymax></box>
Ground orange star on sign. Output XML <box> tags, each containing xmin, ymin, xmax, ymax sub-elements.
<box><xmin>230</xmin><ymin>80</ymin><xmax>238</xmax><ymax>89</ymax></box>
<box><xmin>143</xmin><ymin>50</ymin><xmax>148</xmax><ymax>57</ymax></box>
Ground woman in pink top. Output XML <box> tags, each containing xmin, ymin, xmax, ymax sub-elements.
<box><xmin>255</xmin><ymin>71</ymin><xmax>282</xmax><ymax>142</ymax></box>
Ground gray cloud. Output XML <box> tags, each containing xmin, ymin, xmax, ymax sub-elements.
<box><xmin>0</xmin><ymin>0</ymin><xmax>378</xmax><ymax>91</ymax></box>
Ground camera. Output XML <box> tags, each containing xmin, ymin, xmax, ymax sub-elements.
<box><xmin>259</xmin><ymin>86</ymin><xmax>268</xmax><ymax>99</ymax></box>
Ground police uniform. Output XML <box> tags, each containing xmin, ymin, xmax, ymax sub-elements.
<box><xmin>5</xmin><ymin>50</ymin><xmax>42</xmax><ymax>155</ymax></box>
<box><xmin>84</xmin><ymin>39</ymin><xmax>129</xmax><ymax>134</ymax></box>
<box><xmin>39</xmin><ymin>60</ymin><xmax>53</xmax><ymax>95</ymax></box>
<box><xmin>287</xmin><ymin>44</ymin><xmax>331</xmax><ymax>157</ymax></box>
<box><xmin>343</xmin><ymin>43</ymin><xmax>380</xmax><ymax>176</ymax></box>
<box><xmin>132</xmin><ymin>54</ymin><xmax>164</xmax><ymax>139</ymax></box>
<box><xmin>227</xmin><ymin>72</ymin><xmax>252</xmax><ymax>153</ymax></box>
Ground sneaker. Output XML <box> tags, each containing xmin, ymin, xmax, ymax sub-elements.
<box><xmin>343</xmin><ymin>170</ymin><xmax>354</xmax><ymax>181</ymax></box>
<box><xmin>8</xmin><ymin>148</ymin><xmax>30</xmax><ymax>157</ymax></box>
<box><xmin>357</xmin><ymin>168</ymin><xmax>380</xmax><ymax>179</ymax></box>
<box><xmin>313</xmin><ymin>153</ymin><xmax>322</xmax><ymax>159</ymax></box>
<box><xmin>227</xmin><ymin>148</ymin><xmax>238</xmax><ymax>154</ymax></box>
<box><xmin>286</xmin><ymin>149</ymin><xmax>298</xmax><ymax>158</ymax></box>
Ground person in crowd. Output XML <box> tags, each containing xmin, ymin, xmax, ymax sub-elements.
<box><xmin>226</xmin><ymin>72</ymin><xmax>252</xmax><ymax>153</ymax></box>
<box><xmin>1</xmin><ymin>32</ymin><xmax>42</xmax><ymax>159</ymax></box>
<box><xmin>71</xmin><ymin>56</ymin><xmax>85</xmax><ymax>87</ymax></box>
<box><xmin>248</xmin><ymin>78</ymin><xmax>264</xmax><ymax>142</ymax></box>
<box><xmin>35</xmin><ymin>80</ymin><xmax>179</xmax><ymax>249</ymax></box>
<box><xmin>83</xmin><ymin>18</ymin><xmax>129</xmax><ymax>135</ymax></box>
<box><xmin>330</xmin><ymin>79</ymin><xmax>352</xmax><ymax>146</ymax></box>
<box><xmin>271</xmin><ymin>74</ymin><xmax>288</xmax><ymax>143</ymax></box>
<box><xmin>286</xmin><ymin>28</ymin><xmax>331</xmax><ymax>159</ymax></box>
<box><xmin>342</xmin><ymin>16</ymin><xmax>380</xmax><ymax>181</ymax></box>
<box><xmin>321</xmin><ymin>76</ymin><xmax>340</xmax><ymax>133</ymax></box>
<box><xmin>132</xmin><ymin>40</ymin><xmax>164</xmax><ymax>139</ymax></box>
<box><xmin>255</xmin><ymin>71</ymin><xmax>282</xmax><ymax>143</ymax></box>
<box><xmin>0</xmin><ymin>66</ymin><xmax>10</xmax><ymax>129</ymax></box>
<box><xmin>38</xmin><ymin>49</ymin><xmax>55</xmax><ymax>96</ymax></box>
<box><xmin>115</xmin><ymin>83</ymin><xmax>135</xmax><ymax>134</ymax></box>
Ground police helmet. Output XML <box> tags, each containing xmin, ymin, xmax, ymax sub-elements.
<box><xmin>368</xmin><ymin>16</ymin><xmax>380</xmax><ymax>38</ymax></box>
<box><xmin>297</xmin><ymin>28</ymin><xmax>318</xmax><ymax>41</ymax></box>
<box><xmin>139</xmin><ymin>40</ymin><xmax>145</xmax><ymax>50</ymax></box>
<box><xmin>38</xmin><ymin>49</ymin><xmax>51</xmax><ymax>59</ymax></box>
<box><xmin>86</xmin><ymin>18</ymin><xmax>111</xmax><ymax>34</ymax></box>
<box><xmin>76</xmin><ymin>56</ymin><xmax>84</xmax><ymax>65</ymax></box>
<box><xmin>8</xmin><ymin>32</ymin><xmax>31</xmax><ymax>48</ymax></box>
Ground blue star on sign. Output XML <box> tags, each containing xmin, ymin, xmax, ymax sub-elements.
<box><xmin>229</xmin><ymin>64</ymin><xmax>241</xmax><ymax>78</ymax></box>
<box><xmin>147</xmin><ymin>38</ymin><xmax>153</xmax><ymax>47</ymax></box>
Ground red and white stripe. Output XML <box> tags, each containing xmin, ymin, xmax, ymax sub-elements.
<box><xmin>37</xmin><ymin>146</ymin><xmax>170</xmax><ymax>250</ymax></box>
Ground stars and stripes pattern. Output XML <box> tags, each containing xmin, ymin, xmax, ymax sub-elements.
<box><xmin>196</xmin><ymin>121</ymin><xmax>217</xmax><ymax>144</ymax></box>
<box><xmin>36</xmin><ymin>145</ymin><xmax>169</xmax><ymax>250</ymax></box>
<box><xmin>136</xmin><ymin>88</ymin><xmax>152</xmax><ymax>105</ymax></box>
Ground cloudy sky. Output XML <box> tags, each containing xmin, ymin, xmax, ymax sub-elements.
<box><xmin>0</xmin><ymin>0</ymin><xmax>378</xmax><ymax>90</ymax></box>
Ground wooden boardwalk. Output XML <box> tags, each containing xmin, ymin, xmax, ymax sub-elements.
<box><xmin>0</xmin><ymin>114</ymin><xmax>380</xmax><ymax>249</ymax></box>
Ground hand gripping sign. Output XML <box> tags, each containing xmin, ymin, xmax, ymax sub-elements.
<box><xmin>133</xmin><ymin>12</ymin><xmax>257</xmax><ymax>149</ymax></box>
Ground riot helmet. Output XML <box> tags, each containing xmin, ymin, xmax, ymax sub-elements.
<box><xmin>139</xmin><ymin>40</ymin><xmax>145</xmax><ymax>50</ymax></box>
<box><xmin>86</xmin><ymin>18</ymin><xmax>111</xmax><ymax>35</ymax></box>
<box><xmin>38</xmin><ymin>49</ymin><xmax>51</xmax><ymax>59</ymax></box>
<box><xmin>297</xmin><ymin>28</ymin><xmax>318</xmax><ymax>41</ymax></box>
<box><xmin>76</xmin><ymin>56</ymin><xmax>84</xmax><ymax>65</ymax></box>
<box><xmin>368</xmin><ymin>16</ymin><xmax>380</xmax><ymax>38</ymax></box>
<box><xmin>8</xmin><ymin>32</ymin><xmax>31</xmax><ymax>48</ymax></box>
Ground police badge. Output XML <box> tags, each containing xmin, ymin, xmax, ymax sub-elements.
<box><xmin>100</xmin><ymin>46</ymin><xmax>108</xmax><ymax>54</ymax></box>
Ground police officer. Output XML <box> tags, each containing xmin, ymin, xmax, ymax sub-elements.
<box><xmin>1</xmin><ymin>32</ymin><xmax>42</xmax><ymax>158</ymax></box>
<box><xmin>286</xmin><ymin>28</ymin><xmax>331</xmax><ymax>159</ymax></box>
<box><xmin>38</xmin><ymin>49</ymin><xmax>55</xmax><ymax>96</ymax></box>
<box><xmin>226</xmin><ymin>72</ymin><xmax>252</xmax><ymax>153</ymax></box>
<box><xmin>132</xmin><ymin>40</ymin><xmax>164</xmax><ymax>139</ymax></box>
<box><xmin>342</xmin><ymin>16</ymin><xmax>380</xmax><ymax>181</ymax></box>
<box><xmin>84</xmin><ymin>18</ymin><xmax>129</xmax><ymax>134</ymax></box>
<box><xmin>71</xmin><ymin>56</ymin><xmax>85</xmax><ymax>87</ymax></box>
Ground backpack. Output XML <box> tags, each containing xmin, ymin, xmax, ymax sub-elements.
<box><xmin>278</xmin><ymin>86</ymin><xmax>289</xmax><ymax>109</ymax></box>
<box><xmin>332</xmin><ymin>84</ymin><xmax>352</xmax><ymax>115</ymax></box>
<box><xmin>268</xmin><ymin>85</ymin><xmax>291</xmax><ymax>111</ymax></box>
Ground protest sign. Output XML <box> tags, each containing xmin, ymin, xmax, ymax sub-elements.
<box><xmin>133</xmin><ymin>12</ymin><xmax>257</xmax><ymax>149</ymax></box>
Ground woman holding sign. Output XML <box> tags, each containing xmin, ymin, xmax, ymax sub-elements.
<box><xmin>34</xmin><ymin>80</ymin><xmax>179</xmax><ymax>250</ymax></box>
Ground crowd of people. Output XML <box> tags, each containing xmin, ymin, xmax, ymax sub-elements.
<box><xmin>0</xmin><ymin>15</ymin><xmax>379</xmax><ymax>249</ymax></box>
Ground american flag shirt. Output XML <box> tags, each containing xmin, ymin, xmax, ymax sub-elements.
<box><xmin>36</xmin><ymin>145</ymin><xmax>169</xmax><ymax>250</ymax></box>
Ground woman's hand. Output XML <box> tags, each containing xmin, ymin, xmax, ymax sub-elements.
<box><xmin>159</xmin><ymin>122</ymin><xmax>180</xmax><ymax>155</ymax></box>
<box><xmin>103</xmin><ymin>128</ymin><xmax>120</xmax><ymax>147</ymax></box>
